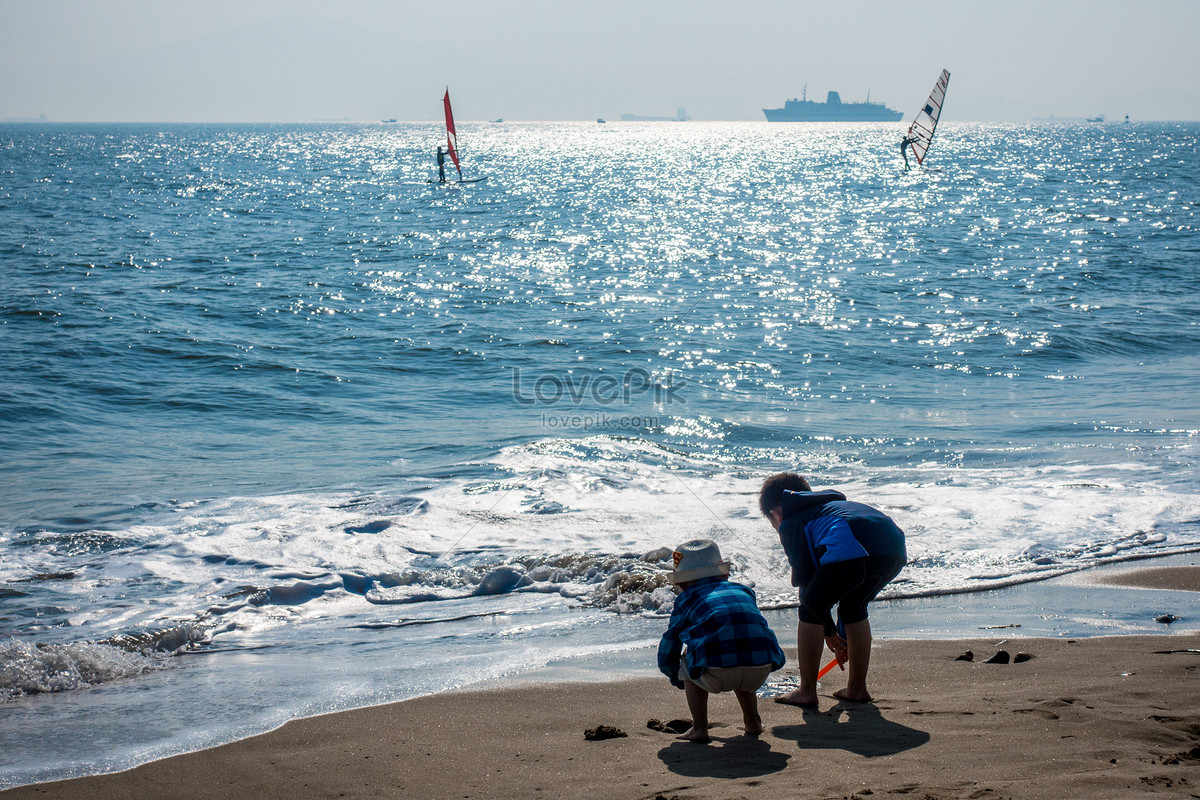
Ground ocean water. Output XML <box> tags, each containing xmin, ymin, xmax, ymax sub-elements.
<box><xmin>2</xmin><ymin>120</ymin><xmax>1199</xmax><ymax>786</ymax></box>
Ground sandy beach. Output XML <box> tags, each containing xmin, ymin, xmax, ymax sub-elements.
<box><xmin>4</xmin><ymin>567</ymin><xmax>1198</xmax><ymax>800</ymax></box>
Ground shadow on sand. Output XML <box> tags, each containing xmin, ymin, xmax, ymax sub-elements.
<box><xmin>772</xmin><ymin>701</ymin><xmax>930</xmax><ymax>757</ymax></box>
<box><xmin>658</xmin><ymin>734</ymin><xmax>791</xmax><ymax>778</ymax></box>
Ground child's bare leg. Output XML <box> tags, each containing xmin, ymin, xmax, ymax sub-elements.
<box><xmin>734</xmin><ymin>689</ymin><xmax>763</xmax><ymax>735</ymax></box>
<box><xmin>776</xmin><ymin>620</ymin><xmax>823</xmax><ymax>707</ymax></box>
<box><xmin>678</xmin><ymin>679</ymin><xmax>711</xmax><ymax>742</ymax></box>
<box><xmin>833</xmin><ymin>618</ymin><xmax>874</xmax><ymax>702</ymax></box>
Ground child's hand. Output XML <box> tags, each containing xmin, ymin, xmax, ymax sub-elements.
<box><xmin>825</xmin><ymin>635</ymin><xmax>848</xmax><ymax>668</ymax></box>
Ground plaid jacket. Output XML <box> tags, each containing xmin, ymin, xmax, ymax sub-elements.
<box><xmin>657</xmin><ymin>576</ymin><xmax>786</xmax><ymax>689</ymax></box>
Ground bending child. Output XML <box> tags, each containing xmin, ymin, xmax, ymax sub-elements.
<box><xmin>759</xmin><ymin>472</ymin><xmax>907</xmax><ymax>708</ymax></box>
<box><xmin>657</xmin><ymin>539</ymin><xmax>786</xmax><ymax>742</ymax></box>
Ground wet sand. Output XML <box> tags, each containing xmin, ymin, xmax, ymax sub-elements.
<box><xmin>1091</xmin><ymin>564</ymin><xmax>1200</xmax><ymax>593</ymax></box>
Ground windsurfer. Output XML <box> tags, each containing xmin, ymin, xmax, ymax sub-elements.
<box><xmin>436</xmin><ymin>145</ymin><xmax>448</xmax><ymax>183</ymax></box>
<box><xmin>900</xmin><ymin>70</ymin><xmax>950</xmax><ymax>170</ymax></box>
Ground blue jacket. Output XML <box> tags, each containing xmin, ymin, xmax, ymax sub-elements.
<box><xmin>658</xmin><ymin>577</ymin><xmax>786</xmax><ymax>689</ymax></box>
<box><xmin>778</xmin><ymin>490</ymin><xmax>907</xmax><ymax>588</ymax></box>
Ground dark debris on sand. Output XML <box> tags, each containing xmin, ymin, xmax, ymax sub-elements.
<box><xmin>647</xmin><ymin>718</ymin><xmax>691</xmax><ymax>734</ymax></box>
<box><xmin>584</xmin><ymin>724</ymin><xmax>627</xmax><ymax>741</ymax></box>
<box><xmin>1162</xmin><ymin>745</ymin><xmax>1200</xmax><ymax>765</ymax></box>
<box><xmin>957</xmin><ymin>649</ymin><xmax>1034</xmax><ymax>664</ymax></box>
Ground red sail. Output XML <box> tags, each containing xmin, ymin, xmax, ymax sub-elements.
<box><xmin>442</xmin><ymin>89</ymin><xmax>462</xmax><ymax>178</ymax></box>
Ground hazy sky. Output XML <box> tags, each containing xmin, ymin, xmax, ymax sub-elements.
<box><xmin>2</xmin><ymin>0</ymin><xmax>1198</xmax><ymax>123</ymax></box>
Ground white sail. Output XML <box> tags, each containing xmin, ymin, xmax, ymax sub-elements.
<box><xmin>906</xmin><ymin>69</ymin><xmax>950</xmax><ymax>166</ymax></box>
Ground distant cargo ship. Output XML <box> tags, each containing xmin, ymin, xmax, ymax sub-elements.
<box><xmin>763</xmin><ymin>88</ymin><xmax>902</xmax><ymax>122</ymax></box>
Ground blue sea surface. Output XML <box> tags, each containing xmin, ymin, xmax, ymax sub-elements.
<box><xmin>1</xmin><ymin>120</ymin><xmax>1199</xmax><ymax>786</ymax></box>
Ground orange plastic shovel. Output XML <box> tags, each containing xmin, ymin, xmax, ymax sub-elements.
<box><xmin>817</xmin><ymin>657</ymin><xmax>842</xmax><ymax>679</ymax></box>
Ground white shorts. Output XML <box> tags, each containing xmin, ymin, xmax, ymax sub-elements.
<box><xmin>678</xmin><ymin>664</ymin><xmax>773</xmax><ymax>694</ymax></box>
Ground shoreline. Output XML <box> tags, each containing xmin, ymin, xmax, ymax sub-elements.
<box><xmin>2</xmin><ymin>557</ymin><xmax>1198</xmax><ymax>797</ymax></box>
<box><xmin>507</xmin><ymin>552</ymin><xmax>1200</xmax><ymax>689</ymax></box>
<box><xmin>4</xmin><ymin>632</ymin><xmax>1197</xmax><ymax>799</ymax></box>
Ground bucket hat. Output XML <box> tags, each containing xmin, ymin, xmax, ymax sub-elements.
<box><xmin>669</xmin><ymin>539</ymin><xmax>731</xmax><ymax>584</ymax></box>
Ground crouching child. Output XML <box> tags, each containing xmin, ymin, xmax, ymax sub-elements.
<box><xmin>657</xmin><ymin>539</ymin><xmax>786</xmax><ymax>742</ymax></box>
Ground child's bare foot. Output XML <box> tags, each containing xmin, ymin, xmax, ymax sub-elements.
<box><xmin>833</xmin><ymin>687</ymin><xmax>873</xmax><ymax>702</ymax></box>
<box><xmin>774</xmin><ymin>688</ymin><xmax>818</xmax><ymax>709</ymax></box>
<box><xmin>675</xmin><ymin>726</ymin><xmax>711</xmax><ymax>743</ymax></box>
<box><xmin>742</xmin><ymin>715</ymin><xmax>764</xmax><ymax>735</ymax></box>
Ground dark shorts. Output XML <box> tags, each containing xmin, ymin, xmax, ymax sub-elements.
<box><xmin>798</xmin><ymin>555</ymin><xmax>905</xmax><ymax>635</ymax></box>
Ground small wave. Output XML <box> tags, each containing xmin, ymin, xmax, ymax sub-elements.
<box><xmin>249</xmin><ymin>579</ymin><xmax>343</xmax><ymax>607</ymax></box>
<box><xmin>102</xmin><ymin>623</ymin><xmax>210</xmax><ymax>655</ymax></box>
<box><xmin>1</xmin><ymin>639</ymin><xmax>162</xmax><ymax>701</ymax></box>
<box><xmin>1</xmin><ymin>622</ymin><xmax>209</xmax><ymax>701</ymax></box>
<box><xmin>360</xmin><ymin>548</ymin><xmax>680</xmax><ymax>614</ymax></box>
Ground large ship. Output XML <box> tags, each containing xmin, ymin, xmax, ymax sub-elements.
<box><xmin>763</xmin><ymin>88</ymin><xmax>902</xmax><ymax>122</ymax></box>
